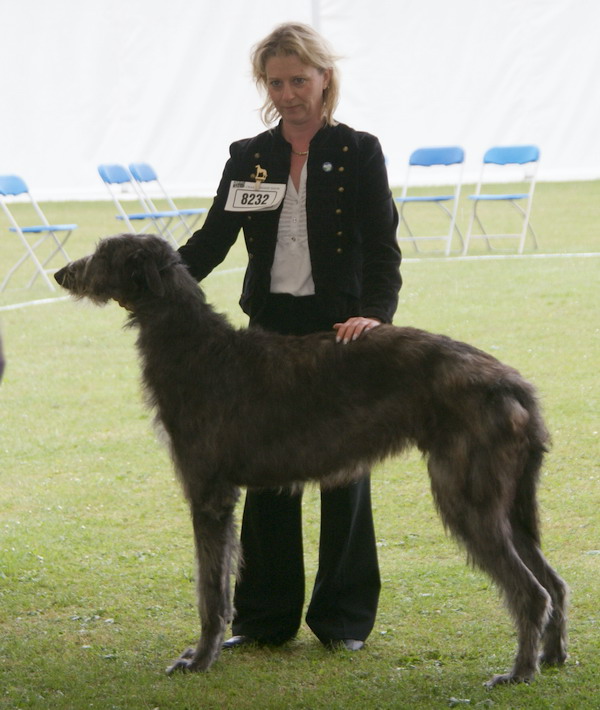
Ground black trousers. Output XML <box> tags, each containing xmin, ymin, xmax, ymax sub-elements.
<box><xmin>231</xmin><ymin>294</ymin><xmax>381</xmax><ymax>643</ymax></box>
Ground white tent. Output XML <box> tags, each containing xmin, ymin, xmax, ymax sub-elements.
<box><xmin>2</xmin><ymin>0</ymin><xmax>599</xmax><ymax>199</ymax></box>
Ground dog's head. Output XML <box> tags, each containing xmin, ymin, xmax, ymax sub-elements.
<box><xmin>54</xmin><ymin>233</ymin><xmax>182</xmax><ymax>309</ymax></box>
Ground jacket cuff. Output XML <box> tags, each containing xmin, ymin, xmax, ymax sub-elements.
<box><xmin>360</xmin><ymin>308</ymin><xmax>393</xmax><ymax>324</ymax></box>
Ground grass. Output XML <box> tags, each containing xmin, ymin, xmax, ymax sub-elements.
<box><xmin>1</xmin><ymin>181</ymin><xmax>599</xmax><ymax>708</ymax></box>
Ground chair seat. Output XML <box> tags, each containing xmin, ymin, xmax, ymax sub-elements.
<box><xmin>10</xmin><ymin>224</ymin><xmax>77</xmax><ymax>233</ymax></box>
<box><xmin>177</xmin><ymin>207</ymin><xmax>207</xmax><ymax>216</ymax></box>
<box><xmin>468</xmin><ymin>193</ymin><xmax>528</xmax><ymax>201</ymax></box>
<box><xmin>117</xmin><ymin>210</ymin><xmax>180</xmax><ymax>220</ymax></box>
<box><xmin>396</xmin><ymin>195</ymin><xmax>454</xmax><ymax>203</ymax></box>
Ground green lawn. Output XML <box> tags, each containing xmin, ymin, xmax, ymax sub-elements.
<box><xmin>1</xmin><ymin>182</ymin><xmax>599</xmax><ymax>708</ymax></box>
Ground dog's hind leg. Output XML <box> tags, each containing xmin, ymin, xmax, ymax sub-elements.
<box><xmin>428</xmin><ymin>455</ymin><xmax>552</xmax><ymax>687</ymax></box>
<box><xmin>510</xmin><ymin>526</ymin><xmax>568</xmax><ymax>668</ymax></box>
<box><xmin>476</xmin><ymin>531</ymin><xmax>552</xmax><ymax>687</ymax></box>
<box><xmin>167</xmin><ymin>488</ymin><xmax>240</xmax><ymax>674</ymax></box>
<box><xmin>507</xmin><ymin>445</ymin><xmax>568</xmax><ymax>669</ymax></box>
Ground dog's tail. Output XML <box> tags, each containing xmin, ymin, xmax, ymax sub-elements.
<box><xmin>508</xmin><ymin>379</ymin><xmax>550</xmax><ymax>545</ymax></box>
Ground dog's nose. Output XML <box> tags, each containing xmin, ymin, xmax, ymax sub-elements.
<box><xmin>54</xmin><ymin>266</ymin><xmax>67</xmax><ymax>286</ymax></box>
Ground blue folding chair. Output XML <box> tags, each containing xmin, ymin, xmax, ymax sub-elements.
<box><xmin>98</xmin><ymin>164</ymin><xmax>183</xmax><ymax>246</ymax></box>
<box><xmin>128</xmin><ymin>163</ymin><xmax>207</xmax><ymax>242</ymax></box>
<box><xmin>463</xmin><ymin>145</ymin><xmax>540</xmax><ymax>255</ymax></box>
<box><xmin>395</xmin><ymin>146</ymin><xmax>465</xmax><ymax>255</ymax></box>
<box><xmin>0</xmin><ymin>175</ymin><xmax>76</xmax><ymax>292</ymax></box>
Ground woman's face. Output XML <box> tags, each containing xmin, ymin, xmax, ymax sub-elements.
<box><xmin>265</xmin><ymin>53</ymin><xmax>330</xmax><ymax>128</ymax></box>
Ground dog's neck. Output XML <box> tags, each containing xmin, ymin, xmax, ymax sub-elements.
<box><xmin>126</xmin><ymin>286</ymin><xmax>233</xmax><ymax>343</ymax></box>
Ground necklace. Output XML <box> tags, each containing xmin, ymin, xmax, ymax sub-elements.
<box><xmin>291</xmin><ymin>148</ymin><xmax>309</xmax><ymax>156</ymax></box>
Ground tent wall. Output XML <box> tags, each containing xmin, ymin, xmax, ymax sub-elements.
<box><xmin>2</xmin><ymin>0</ymin><xmax>599</xmax><ymax>199</ymax></box>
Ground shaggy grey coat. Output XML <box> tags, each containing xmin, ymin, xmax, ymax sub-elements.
<box><xmin>54</xmin><ymin>233</ymin><xmax>567</xmax><ymax>687</ymax></box>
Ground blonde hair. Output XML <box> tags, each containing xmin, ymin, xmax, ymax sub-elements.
<box><xmin>251</xmin><ymin>22</ymin><xmax>340</xmax><ymax>126</ymax></box>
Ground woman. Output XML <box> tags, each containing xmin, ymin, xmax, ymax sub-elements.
<box><xmin>178</xmin><ymin>22</ymin><xmax>401</xmax><ymax>650</ymax></box>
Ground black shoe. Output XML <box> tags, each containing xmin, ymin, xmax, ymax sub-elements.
<box><xmin>222</xmin><ymin>635</ymin><xmax>256</xmax><ymax>649</ymax></box>
<box><xmin>325</xmin><ymin>638</ymin><xmax>365</xmax><ymax>651</ymax></box>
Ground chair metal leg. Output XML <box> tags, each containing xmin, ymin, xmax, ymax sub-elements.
<box><xmin>397</xmin><ymin>205</ymin><xmax>422</xmax><ymax>253</ymax></box>
<box><xmin>0</xmin><ymin>235</ymin><xmax>57</xmax><ymax>292</ymax></box>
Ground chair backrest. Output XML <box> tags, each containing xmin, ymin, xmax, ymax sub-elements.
<box><xmin>0</xmin><ymin>174</ymin><xmax>50</xmax><ymax>228</ymax></box>
<box><xmin>97</xmin><ymin>163</ymin><xmax>147</xmax><ymax>231</ymax></box>
<box><xmin>401</xmin><ymin>146</ymin><xmax>465</xmax><ymax>201</ymax></box>
<box><xmin>483</xmin><ymin>145</ymin><xmax>540</xmax><ymax>166</ymax></box>
<box><xmin>0</xmin><ymin>174</ymin><xmax>29</xmax><ymax>197</ymax></box>
<box><xmin>98</xmin><ymin>163</ymin><xmax>132</xmax><ymax>185</ymax></box>
<box><xmin>409</xmin><ymin>146</ymin><xmax>464</xmax><ymax>167</ymax></box>
<box><xmin>129</xmin><ymin>162</ymin><xmax>158</xmax><ymax>183</ymax></box>
<box><xmin>128</xmin><ymin>162</ymin><xmax>180</xmax><ymax>213</ymax></box>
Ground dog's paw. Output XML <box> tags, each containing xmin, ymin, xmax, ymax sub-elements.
<box><xmin>166</xmin><ymin>648</ymin><xmax>200</xmax><ymax>675</ymax></box>
<box><xmin>484</xmin><ymin>671</ymin><xmax>533</xmax><ymax>688</ymax></box>
<box><xmin>539</xmin><ymin>650</ymin><xmax>568</xmax><ymax>667</ymax></box>
<box><xmin>166</xmin><ymin>657</ymin><xmax>193</xmax><ymax>675</ymax></box>
<box><xmin>166</xmin><ymin>647</ymin><xmax>217</xmax><ymax>675</ymax></box>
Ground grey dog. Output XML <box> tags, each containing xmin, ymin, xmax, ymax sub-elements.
<box><xmin>54</xmin><ymin>233</ymin><xmax>567</xmax><ymax>686</ymax></box>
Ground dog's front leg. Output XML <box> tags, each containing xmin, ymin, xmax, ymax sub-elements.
<box><xmin>167</xmin><ymin>495</ymin><xmax>239</xmax><ymax>674</ymax></box>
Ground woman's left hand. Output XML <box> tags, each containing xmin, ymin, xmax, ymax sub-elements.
<box><xmin>333</xmin><ymin>317</ymin><xmax>381</xmax><ymax>344</ymax></box>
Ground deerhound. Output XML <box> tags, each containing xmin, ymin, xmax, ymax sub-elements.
<box><xmin>54</xmin><ymin>233</ymin><xmax>567</xmax><ymax>687</ymax></box>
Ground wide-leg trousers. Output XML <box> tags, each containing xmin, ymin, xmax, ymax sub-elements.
<box><xmin>230</xmin><ymin>294</ymin><xmax>381</xmax><ymax>643</ymax></box>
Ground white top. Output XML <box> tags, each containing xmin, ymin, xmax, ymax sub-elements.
<box><xmin>269</xmin><ymin>163</ymin><xmax>315</xmax><ymax>296</ymax></box>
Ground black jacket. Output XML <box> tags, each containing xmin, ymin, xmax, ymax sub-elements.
<box><xmin>179</xmin><ymin>121</ymin><xmax>401</xmax><ymax>324</ymax></box>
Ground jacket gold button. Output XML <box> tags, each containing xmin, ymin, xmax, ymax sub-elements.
<box><xmin>336</xmin><ymin>231</ymin><xmax>343</xmax><ymax>236</ymax></box>
<box><xmin>342</xmin><ymin>146</ymin><xmax>349</xmax><ymax>152</ymax></box>
<box><xmin>338</xmin><ymin>186</ymin><xmax>345</xmax><ymax>193</ymax></box>
<box><xmin>338</xmin><ymin>166</ymin><xmax>345</xmax><ymax>172</ymax></box>
<box><xmin>336</xmin><ymin>247</ymin><xmax>343</xmax><ymax>253</ymax></box>
<box><xmin>335</xmin><ymin>208</ymin><xmax>342</xmax><ymax>214</ymax></box>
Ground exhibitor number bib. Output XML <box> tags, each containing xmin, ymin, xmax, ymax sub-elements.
<box><xmin>225</xmin><ymin>181</ymin><xmax>286</xmax><ymax>212</ymax></box>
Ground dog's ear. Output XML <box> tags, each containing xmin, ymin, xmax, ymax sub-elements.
<box><xmin>128</xmin><ymin>249</ymin><xmax>165</xmax><ymax>297</ymax></box>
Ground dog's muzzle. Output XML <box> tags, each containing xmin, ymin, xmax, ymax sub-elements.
<box><xmin>54</xmin><ymin>265</ymin><xmax>69</xmax><ymax>287</ymax></box>
<box><xmin>54</xmin><ymin>255</ymin><xmax>92</xmax><ymax>293</ymax></box>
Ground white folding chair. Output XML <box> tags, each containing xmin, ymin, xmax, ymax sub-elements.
<box><xmin>0</xmin><ymin>175</ymin><xmax>76</xmax><ymax>292</ymax></box>
<box><xmin>128</xmin><ymin>163</ymin><xmax>207</xmax><ymax>242</ymax></box>
<box><xmin>97</xmin><ymin>163</ymin><xmax>182</xmax><ymax>246</ymax></box>
<box><xmin>395</xmin><ymin>146</ymin><xmax>465</xmax><ymax>255</ymax></box>
<box><xmin>463</xmin><ymin>145</ymin><xmax>540</xmax><ymax>255</ymax></box>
